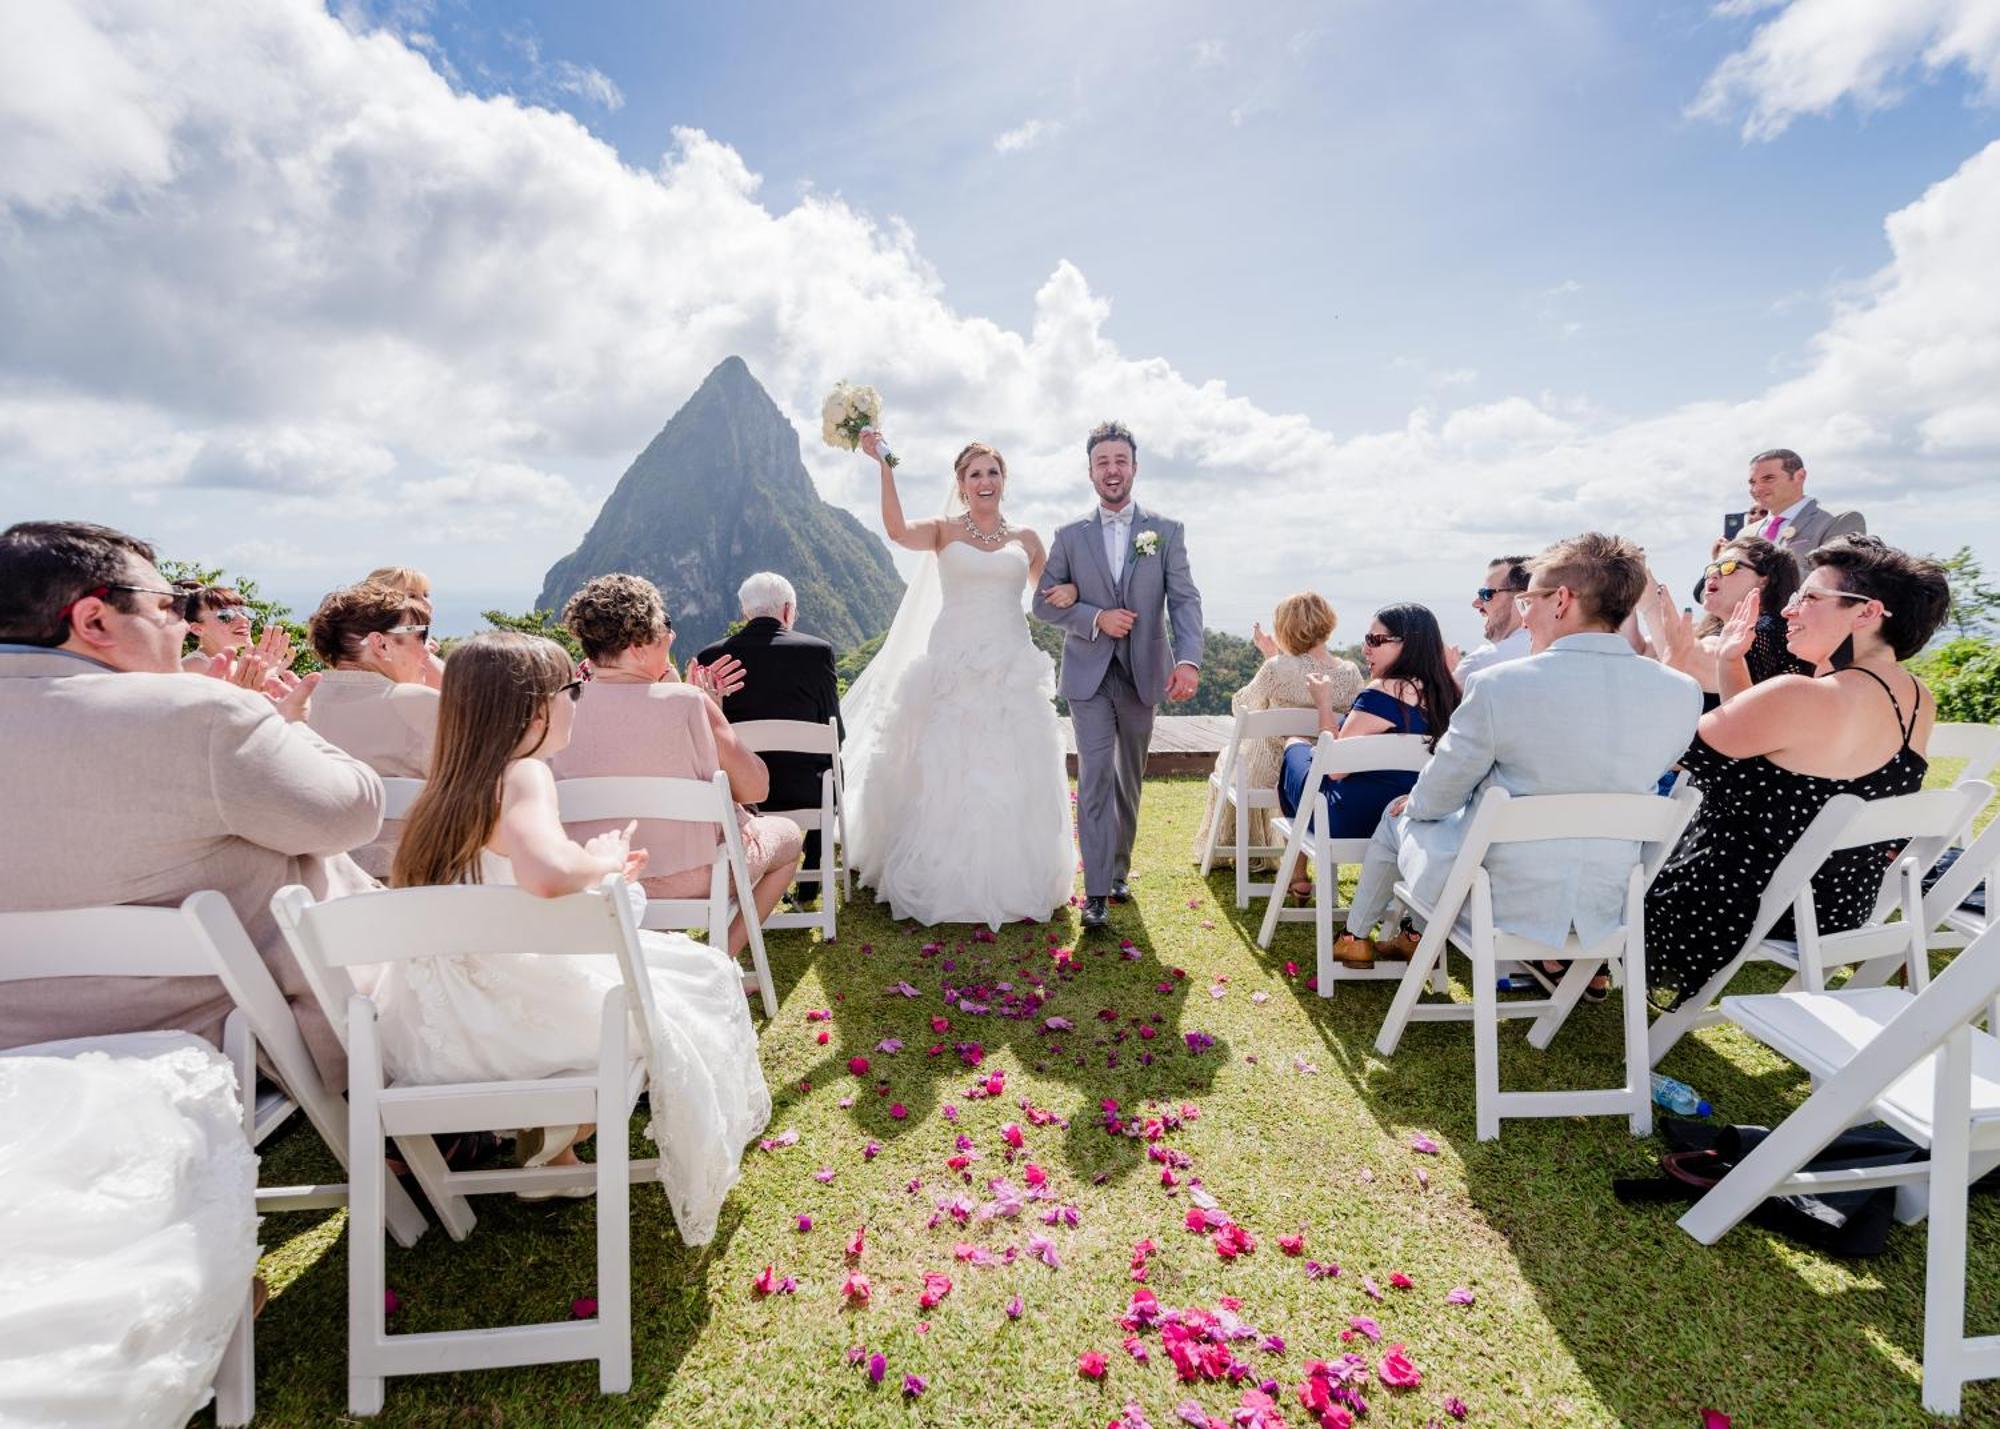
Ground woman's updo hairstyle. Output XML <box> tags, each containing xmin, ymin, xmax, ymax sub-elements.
<box><xmin>1807</xmin><ymin>535</ymin><xmax>1950</xmax><ymax>661</ymax></box>
<box><xmin>951</xmin><ymin>442</ymin><xmax>1007</xmax><ymax>498</ymax></box>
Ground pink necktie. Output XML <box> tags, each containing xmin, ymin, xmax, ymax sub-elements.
<box><xmin>1762</xmin><ymin>514</ymin><xmax>1785</xmax><ymax>541</ymax></box>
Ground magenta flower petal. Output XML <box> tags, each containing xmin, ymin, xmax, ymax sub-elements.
<box><xmin>902</xmin><ymin>1373</ymin><xmax>927</xmax><ymax>1398</ymax></box>
<box><xmin>1447</xmin><ymin>1286</ymin><xmax>1475</xmax><ymax>1305</ymax></box>
<box><xmin>867</xmin><ymin>1350</ymin><xmax>887</xmax><ymax>1385</ymax></box>
<box><xmin>1410</xmin><ymin>1132</ymin><xmax>1440</xmax><ymax>1155</ymax></box>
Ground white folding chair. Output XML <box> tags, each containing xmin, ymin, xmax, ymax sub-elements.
<box><xmin>1371</xmin><ymin>785</ymin><xmax>1703</xmax><ymax>1141</ymax></box>
<box><xmin>1928</xmin><ymin>816</ymin><xmax>2000</xmax><ymax>978</ymax></box>
<box><xmin>1254</xmin><ymin>732</ymin><xmax>1437</xmax><ymax>995</ymax></box>
<box><xmin>1677</xmin><ymin>924</ymin><xmax>2000</xmax><ymax>1415</ymax></box>
<box><xmin>1931</xmin><ymin>721</ymin><xmax>2000</xmax><ymax>791</ymax></box>
<box><xmin>0</xmin><ymin>894</ymin><xmax>431</xmax><ymax>1426</ymax></box>
<box><xmin>380</xmin><ymin>776</ymin><xmax>425</xmax><ymax>820</ymax></box>
<box><xmin>1197</xmin><ymin>707</ymin><xmax>1322</xmax><ymax>909</ymax></box>
<box><xmin>730</xmin><ymin>716</ymin><xmax>846</xmax><ymax>941</ymax></box>
<box><xmin>273</xmin><ymin>874</ymin><xmax>651</xmax><ymax>1415</ymax></box>
<box><xmin>554</xmin><ymin>772</ymin><xmax>778</xmax><ymax>1017</ymax></box>
<box><xmin>1646</xmin><ymin>783</ymin><xmax>1992</xmax><ymax>1067</ymax></box>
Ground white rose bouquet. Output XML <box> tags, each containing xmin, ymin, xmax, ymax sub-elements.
<box><xmin>822</xmin><ymin>381</ymin><xmax>897</xmax><ymax>466</ymax></box>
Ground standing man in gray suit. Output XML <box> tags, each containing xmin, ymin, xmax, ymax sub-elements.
<box><xmin>1034</xmin><ymin>422</ymin><xmax>1205</xmax><ymax>930</ymax></box>
<box><xmin>1743</xmin><ymin>448</ymin><xmax>1866</xmax><ymax>573</ymax></box>
<box><xmin>1337</xmin><ymin>533</ymin><xmax>1702</xmax><ymax>979</ymax></box>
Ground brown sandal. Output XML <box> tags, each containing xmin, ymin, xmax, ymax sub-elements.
<box><xmin>1333</xmin><ymin>933</ymin><xmax>1375</xmax><ymax>969</ymax></box>
<box><xmin>1370</xmin><ymin>929</ymin><xmax>1421</xmax><ymax>961</ymax></box>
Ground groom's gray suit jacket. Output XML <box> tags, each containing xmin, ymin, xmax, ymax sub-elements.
<box><xmin>1031</xmin><ymin>505</ymin><xmax>1204</xmax><ymax>702</ymax></box>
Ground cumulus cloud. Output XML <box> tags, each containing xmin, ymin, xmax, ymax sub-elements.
<box><xmin>993</xmin><ymin>118</ymin><xmax>1060</xmax><ymax>154</ymax></box>
<box><xmin>0</xmin><ymin>0</ymin><xmax>1996</xmax><ymax>632</ymax></box>
<box><xmin>1693</xmin><ymin>0</ymin><xmax>2000</xmax><ymax>140</ymax></box>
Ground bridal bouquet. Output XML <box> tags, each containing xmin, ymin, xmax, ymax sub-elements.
<box><xmin>822</xmin><ymin>381</ymin><xmax>897</xmax><ymax>466</ymax></box>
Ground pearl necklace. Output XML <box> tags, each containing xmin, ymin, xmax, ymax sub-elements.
<box><xmin>959</xmin><ymin>512</ymin><xmax>1011</xmax><ymax>547</ymax></box>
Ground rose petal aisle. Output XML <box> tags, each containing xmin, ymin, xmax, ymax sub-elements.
<box><xmin>243</xmin><ymin>776</ymin><xmax>2000</xmax><ymax>1426</ymax></box>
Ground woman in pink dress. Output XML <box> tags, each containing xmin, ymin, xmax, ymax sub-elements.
<box><xmin>550</xmin><ymin>574</ymin><xmax>802</xmax><ymax>955</ymax></box>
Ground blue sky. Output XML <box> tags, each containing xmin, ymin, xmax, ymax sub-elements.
<box><xmin>389</xmin><ymin>0</ymin><xmax>1992</xmax><ymax>432</ymax></box>
<box><xmin>5</xmin><ymin>0</ymin><xmax>1999</xmax><ymax>644</ymax></box>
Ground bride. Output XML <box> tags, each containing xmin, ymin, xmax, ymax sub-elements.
<box><xmin>841</xmin><ymin>430</ymin><xmax>1076</xmax><ymax>927</ymax></box>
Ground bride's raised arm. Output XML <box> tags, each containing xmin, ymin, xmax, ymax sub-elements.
<box><xmin>861</xmin><ymin>430</ymin><xmax>943</xmax><ymax>553</ymax></box>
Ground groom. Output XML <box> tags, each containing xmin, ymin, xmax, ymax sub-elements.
<box><xmin>1034</xmin><ymin>421</ymin><xmax>1204</xmax><ymax>929</ymax></box>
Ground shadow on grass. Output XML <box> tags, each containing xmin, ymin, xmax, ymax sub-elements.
<box><xmin>1198</xmin><ymin>819</ymin><xmax>2000</xmax><ymax>1425</ymax></box>
<box><xmin>771</xmin><ymin>874</ymin><xmax>1234</xmax><ymax>1192</ymax></box>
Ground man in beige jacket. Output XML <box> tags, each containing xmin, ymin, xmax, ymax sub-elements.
<box><xmin>0</xmin><ymin>521</ymin><xmax>383</xmax><ymax>1084</ymax></box>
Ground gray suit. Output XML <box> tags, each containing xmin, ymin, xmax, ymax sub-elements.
<box><xmin>1032</xmin><ymin>505</ymin><xmax>1203</xmax><ymax>897</ymax></box>
<box><xmin>1770</xmin><ymin>497</ymin><xmax>1866</xmax><ymax>574</ymax></box>
<box><xmin>1344</xmin><ymin>633</ymin><xmax>1702</xmax><ymax>950</ymax></box>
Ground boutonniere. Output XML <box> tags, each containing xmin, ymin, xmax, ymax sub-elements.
<box><xmin>1133</xmin><ymin>530</ymin><xmax>1160</xmax><ymax>558</ymax></box>
<box><xmin>1778</xmin><ymin>525</ymin><xmax>1797</xmax><ymax>542</ymax></box>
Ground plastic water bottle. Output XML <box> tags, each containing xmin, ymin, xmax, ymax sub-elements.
<box><xmin>1650</xmin><ymin>1073</ymin><xmax>1712</xmax><ymax>1118</ymax></box>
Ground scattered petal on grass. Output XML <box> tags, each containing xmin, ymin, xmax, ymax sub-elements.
<box><xmin>1079</xmin><ymin>1350</ymin><xmax>1109</xmax><ymax>1380</ymax></box>
<box><xmin>1378</xmin><ymin>1344</ymin><xmax>1422</xmax><ymax>1389</ymax></box>
<box><xmin>1410</xmin><ymin>1133</ymin><xmax>1440</xmax><ymax>1155</ymax></box>
<box><xmin>758</xmin><ymin>1129</ymin><xmax>798</xmax><ymax>1152</ymax></box>
<box><xmin>867</xmin><ymin>1351</ymin><xmax>887</xmax><ymax>1385</ymax></box>
<box><xmin>902</xmin><ymin>1373</ymin><xmax>927</xmax><ymax>1398</ymax></box>
<box><xmin>876</xmin><ymin>1038</ymin><xmax>904</xmax><ymax>1054</ymax></box>
<box><xmin>847</xmin><ymin>1056</ymin><xmax>870</xmax><ymax>1076</ymax></box>
<box><xmin>1444</xmin><ymin>1394</ymin><xmax>1469</xmax><ymax>1420</ymax></box>
<box><xmin>752</xmin><ymin>1265</ymin><xmax>796</xmax><ymax>1297</ymax></box>
<box><xmin>1347</xmin><ymin>1315</ymin><xmax>1382</xmax><ymax>1343</ymax></box>
<box><xmin>1389</xmin><ymin>1271</ymin><xmax>1413</xmax><ymax>1290</ymax></box>
<box><xmin>1027</xmin><ymin>1233</ymin><xmax>1063</xmax><ymax>1269</ymax></box>
<box><xmin>847</xmin><ymin>1225</ymin><xmax>867</xmax><ymax>1258</ymax></box>
<box><xmin>1447</xmin><ymin>1286</ymin><xmax>1475</xmax><ymax>1305</ymax></box>
<box><xmin>1700</xmin><ymin>1415</ymin><xmax>1731</xmax><ymax>1429</ymax></box>
<box><xmin>842</xmin><ymin>1272</ymin><xmax>871</xmax><ymax>1305</ymax></box>
<box><xmin>889</xmin><ymin>1104</ymin><xmax>908</xmax><ymax>1120</ymax></box>
<box><xmin>796</xmin><ymin>1214</ymin><xmax>813</xmax><ymax>1232</ymax></box>
<box><xmin>1278</xmin><ymin>1234</ymin><xmax>1305</xmax><ymax>1256</ymax></box>
<box><xmin>918</xmin><ymin>1272</ymin><xmax>953</xmax><ymax>1309</ymax></box>
<box><xmin>1006</xmin><ymin>1293</ymin><xmax>1024</xmax><ymax>1319</ymax></box>
<box><xmin>383</xmin><ymin>1289</ymin><xmax>402</xmax><ymax>1316</ymax></box>
<box><xmin>813</xmin><ymin>1167</ymin><xmax>836</xmax><ymax>1184</ymax></box>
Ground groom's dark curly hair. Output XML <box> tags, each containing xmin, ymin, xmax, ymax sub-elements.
<box><xmin>1086</xmin><ymin>421</ymin><xmax>1136</xmax><ymax>459</ymax></box>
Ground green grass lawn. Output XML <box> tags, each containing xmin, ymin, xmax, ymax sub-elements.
<box><xmin>244</xmin><ymin>773</ymin><xmax>2000</xmax><ymax>1427</ymax></box>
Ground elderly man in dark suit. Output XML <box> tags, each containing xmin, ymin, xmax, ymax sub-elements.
<box><xmin>696</xmin><ymin>571</ymin><xmax>843</xmax><ymax>870</ymax></box>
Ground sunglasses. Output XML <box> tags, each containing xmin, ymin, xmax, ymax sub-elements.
<box><xmin>1514</xmin><ymin>588</ymin><xmax>1561</xmax><ymax>615</ymax></box>
<box><xmin>1362</xmin><ymin>632</ymin><xmax>1403</xmax><ymax>648</ymax></box>
<box><xmin>557</xmin><ymin>678</ymin><xmax>585</xmax><ymax>703</ymax></box>
<box><xmin>383</xmin><ymin>623</ymin><xmax>431</xmax><ymax>640</ymax></box>
<box><xmin>198</xmin><ymin>604</ymin><xmax>252</xmax><ymax>624</ymax></box>
<box><xmin>56</xmin><ymin>583</ymin><xmax>200</xmax><ymax>623</ymax></box>
<box><xmin>1702</xmin><ymin>559</ymin><xmax>1744</xmax><ymax>581</ymax></box>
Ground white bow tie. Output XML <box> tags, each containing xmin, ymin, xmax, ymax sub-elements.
<box><xmin>1101</xmin><ymin>509</ymin><xmax>1132</xmax><ymax>527</ymax></box>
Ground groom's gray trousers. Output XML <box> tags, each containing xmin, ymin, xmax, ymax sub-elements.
<box><xmin>1072</xmin><ymin>656</ymin><xmax>1153</xmax><ymax>897</ymax></box>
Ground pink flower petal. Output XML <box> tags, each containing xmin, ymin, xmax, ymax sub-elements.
<box><xmin>1700</xmin><ymin>1415</ymin><xmax>1731</xmax><ymax>1429</ymax></box>
<box><xmin>902</xmin><ymin>1373</ymin><xmax>926</xmax><ymax>1398</ymax></box>
<box><xmin>1347</xmin><ymin>1315</ymin><xmax>1382</xmax><ymax>1343</ymax></box>
<box><xmin>1410</xmin><ymin>1132</ymin><xmax>1440</xmax><ymax>1155</ymax></box>
<box><xmin>1079</xmin><ymin>1350</ymin><xmax>1109</xmax><ymax>1380</ymax></box>
<box><xmin>1006</xmin><ymin>1293</ymin><xmax>1024</xmax><ymax>1319</ymax></box>
<box><xmin>867</xmin><ymin>1350</ymin><xmax>887</xmax><ymax>1385</ymax></box>
<box><xmin>1447</xmin><ymin>1286</ymin><xmax>1475</xmax><ymax>1305</ymax></box>
<box><xmin>1389</xmin><ymin>1271</ymin><xmax>1413</xmax><ymax>1290</ymax></box>
<box><xmin>1378</xmin><ymin>1343</ymin><xmax>1422</xmax><ymax>1389</ymax></box>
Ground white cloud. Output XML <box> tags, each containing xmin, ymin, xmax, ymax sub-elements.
<box><xmin>550</xmin><ymin>59</ymin><xmax>623</xmax><ymax>111</ymax></box>
<box><xmin>1</xmin><ymin>0</ymin><xmax>1998</xmax><ymax>640</ymax></box>
<box><xmin>993</xmin><ymin>118</ymin><xmax>1060</xmax><ymax>154</ymax></box>
<box><xmin>1693</xmin><ymin>0</ymin><xmax>2000</xmax><ymax>140</ymax></box>
<box><xmin>1192</xmin><ymin>39</ymin><xmax>1227</xmax><ymax>69</ymax></box>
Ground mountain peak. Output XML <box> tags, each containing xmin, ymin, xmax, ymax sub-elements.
<box><xmin>536</xmin><ymin>360</ymin><xmax>903</xmax><ymax>655</ymax></box>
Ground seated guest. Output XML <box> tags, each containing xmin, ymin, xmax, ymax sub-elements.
<box><xmin>1336</xmin><ymin>533</ymin><xmax>1703</xmax><ymax>973</ymax></box>
<box><xmin>1191</xmin><ymin>590</ymin><xmax>1361</xmax><ymax>863</ymax></box>
<box><xmin>550</xmin><ymin>574</ymin><xmax>801</xmax><ymax>956</ymax></box>
<box><xmin>694</xmin><ymin>571</ymin><xmax>843</xmax><ymax>870</ymax></box>
<box><xmin>1455</xmin><ymin>555</ymin><xmax>1533</xmax><ymax>682</ymax></box>
<box><xmin>383</xmin><ymin>632</ymin><xmax>769</xmax><ymax>1234</ymax></box>
<box><xmin>1645</xmin><ymin>535</ymin><xmax>1808</xmax><ymax>712</ymax></box>
<box><xmin>1645</xmin><ymin>536</ymin><xmax>1948</xmax><ymax>1007</ymax></box>
<box><xmin>1276</xmin><ymin>603</ymin><xmax>1455</xmax><ymax>900</ymax></box>
<box><xmin>365</xmin><ymin>565</ymin><xmax>430</xmax><ymax>598</ymax></box>
<box><xmin>304</xmin><ymin>581</ymin><xmax>443</xmax><ymax>877</ymax></box>
<box><xmin>0</xmin><ymin>521</ymin><xmax>381</xmax><ymax>1082</ymax></box>
<box><xmin>179</xmin><ymin>585</ymin><xmax>253</xmax><ymax>671</ymax></box>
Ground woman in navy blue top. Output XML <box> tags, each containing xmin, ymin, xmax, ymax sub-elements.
<box><xmin>1277</xmin><ymin>603</ymin><xmax>1460</xmax><ymax>897</ymax></box>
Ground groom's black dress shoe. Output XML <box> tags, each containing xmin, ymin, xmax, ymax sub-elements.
<box><xmin>1081</xmin><ymin>896</ymin><xmax>1110</xmax><ymax>930</ymax></box>
<box><xmin>1109</xmin><ymin>879</ymin><xmax>1132</xmax><ymax>904</ymax></box>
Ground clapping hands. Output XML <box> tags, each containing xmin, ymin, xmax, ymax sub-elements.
<box><xmin>1716</xmin><ymin>588</ymin><xmax>1761</xmax><ymax>664</ymax></box>
<box><xmin>1251</xmin><ymin>622</ymin><xmax>1278</xmax><ymax>658</ymax></box>
<box><xmin>687</xmin><ymin>653</ymin><xmax>746</xmax><ymax>700</ymax></box>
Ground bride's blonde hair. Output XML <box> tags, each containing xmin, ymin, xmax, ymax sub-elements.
<box><xmin>952</xmin><ymin>442</ymin><xmax>1007</xmax><ymax>502</ymax></box>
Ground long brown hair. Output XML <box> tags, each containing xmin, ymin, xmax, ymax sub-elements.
<box><xmin>391</xmin><ymin>632</ymin><xmax>575</xmax><ymax>888</ymax></box>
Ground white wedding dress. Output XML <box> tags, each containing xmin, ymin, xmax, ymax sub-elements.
<box><xmin>368</xmin><ymin>853</ymin><xmax>771</xmax><ymax>1245</ymax></box>
<box><xmin>844</xmin><ymin>540</ymin><xmax>1076</xmax><ymax>927</ymax></box>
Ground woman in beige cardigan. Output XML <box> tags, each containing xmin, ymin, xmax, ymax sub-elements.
<box><xmin>1192</xmin><ymin>590</ymin><xmax>1362</xmax><ymax>864</ymax></box>
<box><xmin>304</xmin><ymin>581</ymin><xmax>443</xmax><ymax>877</ymax></box>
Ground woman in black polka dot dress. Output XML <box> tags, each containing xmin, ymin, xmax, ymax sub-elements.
<box><xmin>1646</xmin><ymin>536</ymin><xmax>1952</xmax><ymax>1009</ymax></box>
